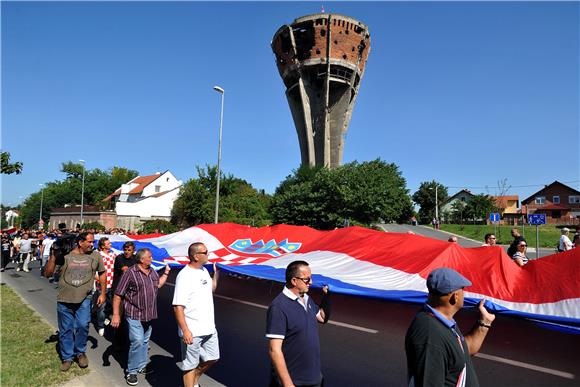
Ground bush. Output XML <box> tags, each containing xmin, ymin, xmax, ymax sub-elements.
<box><xmin>80</xmin><ymin>221</ymin><xmax>105</xmax><ymax>231</ymax></box>
<box><xmin>141</xmin><ymin>219</ymin><xmax>178</xmax><ymax>234</ymax></box>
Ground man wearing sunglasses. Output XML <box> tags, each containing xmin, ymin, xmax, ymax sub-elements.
<box><xmin>266</xmin><ymin>260</ymin><xmax>331</xmax><ymax>387</ymax></box>
<box><xmin>173</xmin><ymin>242</ymin><xmax>220</xmax><ymax>387</ymax></box>
<box><xmin>482</xmin><ymin>234</ymin><xmax>496</xmax><ymax>247</ymax></box>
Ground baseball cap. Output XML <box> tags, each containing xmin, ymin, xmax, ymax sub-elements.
<box><xmin>427</xmin><ymin>268</ymin><xmax>472</xmax><ymax>295</ymax></box>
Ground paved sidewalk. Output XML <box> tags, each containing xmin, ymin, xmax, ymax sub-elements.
<box><xmin>0</xmin><ymin>261</ymin><xmax>224</xmax><ymax>387</ymax></box>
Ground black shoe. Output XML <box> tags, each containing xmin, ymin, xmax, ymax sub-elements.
<box><xmin>138</xmin><ymin>366</ymin><xmax>152</xmax><ymax>374</ymax></box>
<box><xmin>126</xmin><ymin>374</ymin><xmax>138</xmax><ymax>386</ymax></box>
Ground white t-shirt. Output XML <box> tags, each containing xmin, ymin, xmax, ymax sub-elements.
<box><xmin>559</xmin><ymin>235</ymin><xmax>573</xmax><ymax>251</ymax></box>
<box><xmin>172</xmin><ymin>265</ymin><xmax>215</xmax><ymax>337</ymax></box>
<box><xmin>42</xmin><ymin>238</ymin><xmax>55</xmax><ymax>257</ymax></box>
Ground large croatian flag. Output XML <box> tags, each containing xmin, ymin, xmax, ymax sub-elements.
<box><xmin>98</xmin><ymin>223</ymin><xmax>580</xmax><ymax>334</ymax></box>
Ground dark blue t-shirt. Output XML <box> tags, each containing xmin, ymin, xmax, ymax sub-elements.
<box><xmin>266</xmin><ymin>289</ymin><xmax>322</xmax><ymax>385</ymax></box>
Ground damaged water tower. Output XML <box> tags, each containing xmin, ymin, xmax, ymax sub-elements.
<box><xmin>272</xmin><ymin>13</ymin><xmax>371</xmax><ymax>168</ymax></box>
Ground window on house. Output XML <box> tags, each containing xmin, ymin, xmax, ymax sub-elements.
<box><xmin>460</xmin><ymin>197</ymin><xmax>465</xmax><ymax>202</ymax></box>
<box><xmin>553</xmin><ymin>196</ymin><xmax>560</xmax><ymax>204</ymax></box>
<box><xmin>552</xmin><ymin>210</ymin><xmax>561</xmax><ymax>218</ymax></box>
<box><xmin>535</xmin><ymin>196</ymin><xmax>545</xmax><ymax>205</ymax></box>
<box><xmin>155</xmin><ymin>185</ymin><xmax>161</xmax><ymax>193</ymax></box>
<box><xmin>569</xmin><ymin>195</ymin><xmax>580</xmax><ymax>204</ymax></box>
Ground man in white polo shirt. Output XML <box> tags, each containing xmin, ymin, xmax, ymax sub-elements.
<box><xmin>173</xmin><ymin>242</ymin><xmax>220</xmax><ymax>387</ymax></box>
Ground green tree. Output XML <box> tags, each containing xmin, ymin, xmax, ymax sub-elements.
<box><xmin>60</xmin><ymin>162</ymin><xmax>138</xmax><ymax>207</ymax></box>
<box><xmin>450</xmin><ymin>200</ymin><xmax>467</xmax><ymax>223</ymax></box>
<box><xmin>464</xmin><ymin>194</ymin><xmax>497</xmax><ymax>223</ymax></box>
<box><xmin>271</xmin><ymin>159</ymin><xmax>413</xmax><ymax>229</ymax></box>
<box><xmin>171</xmin><ymin>165</ymin><xmax>271</xmax><ymax>227</ymax></box>
<box><xmin>1</xmin><ymin>152</ymin><xmax>23</xmax><ymax>175</ymax></box>
<box><xmin>412</xmin><ymin>181</ymin><xmax>449</xmax><ymax>224</ymax></box>
<box><xmin>18</xmin><ymin>162</ymin><xmax>139</xmax><ymax>227</ymax></box>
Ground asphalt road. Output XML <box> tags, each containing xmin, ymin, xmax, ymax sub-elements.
<box><xmin>377</xmin><ymin>223</ymin><xmax>556</xmax><ymax>258</ymax></box>
<box><xmin>3</xmin><ymin>260</ymin><xmax>579</xmax><ymax>387</ymax></box>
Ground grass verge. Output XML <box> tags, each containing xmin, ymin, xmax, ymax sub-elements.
<box><xmin>0</xmin><ymin>283</ymin><xmax>89</xmax><ymax>386</ymax></box>
<box><xmin>439</xmin><ymin>224</ymin><xmax>562</xmax><ymax>248</ymax></box>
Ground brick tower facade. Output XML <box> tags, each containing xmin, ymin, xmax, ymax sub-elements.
<box><xmin>272</xmin><ymin>13</ymin><xmax>371</xmax><ymax>168</ymax></box>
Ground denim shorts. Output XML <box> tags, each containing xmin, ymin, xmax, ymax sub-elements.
<box><xmin>179</xmin><ymin>330</ymin><xmax>220</xmax><ymax>371</ymax></box>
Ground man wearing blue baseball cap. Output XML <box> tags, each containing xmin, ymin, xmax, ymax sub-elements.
<box><xmin>405</xmin><ymin>268</ymin><xmax>495</xmax><ymax>387</ymax></box>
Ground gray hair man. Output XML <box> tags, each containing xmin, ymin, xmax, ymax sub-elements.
<box><xmin>112</xmin><ymin>248</ymin><xmax>170</xmax><ymax>386</ymax></box>
<box><xmin>559</xmin><ymin>227</ymin><xmax>573</xmax><ymax>252</ymax></box>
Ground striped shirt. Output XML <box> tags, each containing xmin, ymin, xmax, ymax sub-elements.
<box><xmin>115</xmin><ymin>264</ymin><xmax>160</xmax><ymax>321</ymax></box>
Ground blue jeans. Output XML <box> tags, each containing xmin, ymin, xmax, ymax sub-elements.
<box><xmin>126</xmin><ymin>318</ymin><xmax>152</xmax><ymax>374</ymax></box>
<box><xmin>94</xmin><ymin>289</ymin><xmax>112</xmax><ymax>329</ymax></box>
<box><xmin>57</xmin><ymin>298</ymin><xmax>91</xmax><ymax>361</ymax></box>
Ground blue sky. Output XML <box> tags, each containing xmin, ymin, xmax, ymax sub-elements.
<box><xmin>2</xmin><ymin>1</ymin><xmax>579</xmax><ymax>207</ymax></box>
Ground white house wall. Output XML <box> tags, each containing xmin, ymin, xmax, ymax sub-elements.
<box><xmin>115</xmin><ymin>189</ymin><xmax>180</xmax><ymax>217</ymax></box>
<box><xmin>142</xmin><ymin>172</ymin><xmax>181</xmax><ymax>197</ymax></box>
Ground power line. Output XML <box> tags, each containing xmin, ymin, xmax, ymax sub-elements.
<box><xmin>446</xmin><ymin>180</ymin><xmax>580</xmax><ymax>190</ymax></box>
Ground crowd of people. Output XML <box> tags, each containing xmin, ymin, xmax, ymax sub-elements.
<box><xmin>37</xmin><ymin>231</ymin><xmax>218</xmax><ymax>387</ymax></box>
<box><xmin>1</xmin><ymin>224</ymin><xmax>578</xmax><ymax>386</ymax></box>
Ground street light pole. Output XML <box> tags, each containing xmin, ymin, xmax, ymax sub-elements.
<box><xmin>435</xmin><ymin>184</ymin><xmax>439</xmax><ymax>222</ymax></box>
<box><xmin>213</xmin><ymin>86</ymin><xmax>225</xmax><ymax>224</ymax></box>
<box><xmin>79</xmin><ymin>159</ymin><xmax>86</xmax><ymax>228</ymax></box>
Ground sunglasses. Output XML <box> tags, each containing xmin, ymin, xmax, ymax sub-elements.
<box><xmin>196</xmin><ymin>251</ymin><xmax>209</xmax><ymax>255</ymax></box>
<box><xmin>294</xmin><ymin>277</ymin><xmax>312</xmax><ymax>284</ymax></box>
<box><xmin>519</xmin><ymin>244</ymin><xmax>527</xmax><ymax>247</ymax></box>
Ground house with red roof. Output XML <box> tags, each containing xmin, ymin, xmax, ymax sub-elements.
<box><xmin>103</xmin><ymin>171</ymin><xmax>182</xmax><ymax>230</ymax></box>
<box><xmin>48</xmin><ymin>171</ymin><xmax>183</xmax><ymax>231</ymax></box>
<box><xmin>521</xmin><ymin>181</ymin><xmax>580</xmax><ymax>225</ymax></box>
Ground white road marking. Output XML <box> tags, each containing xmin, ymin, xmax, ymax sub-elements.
<box><xmin>167</xmin><ymin>281</ymin><xmax>378</xmax><ymax>333</ymax></box>
<box><xmin>215</xmin><ymin>294</ymin><xmax>268</xmax><ymax>310</ymax></box>
<box><xmin>168</xmin><ymin>282</ymin><xmax>574</xmax><ymax>378</ymax></box>
<box><xmin>214</xmin><ymin>294</ymin><xmax>379</xmax><ymax>334</ymax></box>
<box><xmin>475</xmin><ymin>353</ymin><xmax>575</xmax><ymax>379</ymax></box>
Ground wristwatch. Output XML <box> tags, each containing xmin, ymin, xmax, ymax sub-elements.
<box><xmin>477</xmin><ymin>320</ymin><xmax>492</xmax><ymax>329</ymax></box>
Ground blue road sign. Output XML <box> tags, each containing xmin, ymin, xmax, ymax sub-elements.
<box><xmin>489</xmin><ymin>213</ymin><xmax>500</xmax><ymax>222</ymax></box>
<box><xmin>528</xmin><ymin>213</ymin><xmax>546</xmax><ymax>225</ymax></box>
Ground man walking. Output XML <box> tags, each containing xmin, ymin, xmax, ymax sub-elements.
<box><xmin>111</xmin><ymin>248</ymin><xmax>170</xmax><ymax>386</ymax></box>
<box><xmin>40</xmin><ymin>233</ymin><xmax>55</xmax><ymax>276</ymax></box>
<box><xmin>173</xmin><ymin>242</ymin><xmax>220</xmax><ymax>387</ymax></box>
<box><xmin>94</xmin><ymin>237</ymin><xmax>116</xmax><ymax>336</ymax></box>
<box><xmin>266</xmin><ymin>260</ymin><xmax>331</xmax><ymax>387</ymax></box>
<box><xmin>16</xmin><ymin>233</ymin><xmax>33</xmax><ymax>272</ymax></box>
<box><xmin>405</xmin><ymin>268</ymin><xmax>495</xmax><ymax>386</ymax></box>
<box><xmin>44</xmin><ymin>232</ymin><xmax>107</xmax><ymax>371</ymax></box>
<box><xmin>1</xmin><ymin>233</ymin><xmax>11</xmax><ymax>272</ymax></box>
<box><xmin>112</xmin><ymin>241</ymin><xmax>137</xmax><ymax>350</ymax></box>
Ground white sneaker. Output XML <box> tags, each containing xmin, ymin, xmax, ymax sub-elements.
<box><xmin>23</xmin><ymin>268</ymin><xmax>30</xmax><ymax>273</ymax></box>
<box><xmin>98</xmin><ymin>328</ymin><xmax>105</xmax><ymax>337</ymax></box>
<box><xmin>16</xmin><ymin>268</ymin><xmax>21</xmax><ymax>272</ymax></box>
